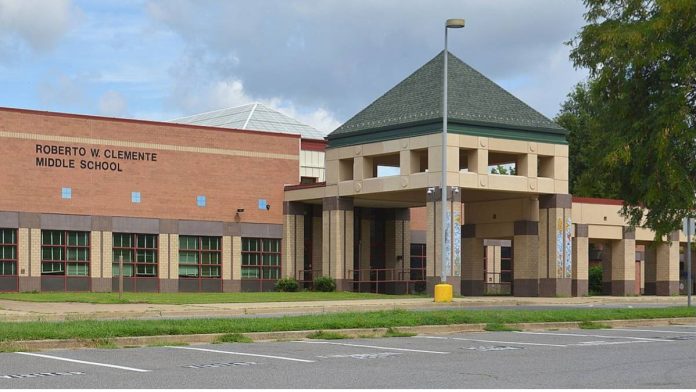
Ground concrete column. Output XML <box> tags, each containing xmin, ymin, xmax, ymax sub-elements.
<box><xmin>655</xmin><ymin>232</ymin><xmax>680</xmax><ymax>295</ymax></box>
<box><xmin>572</xmin><ymin>224</ymin><xmax>589</xmax><ymax>296</ymax></box>
<box><xmin>425</xmin><ymin>187</ymin><xmax>462</xmax><ymax>295</ymax></box>
<box><xmin>359</xmin><ymin>211</ymin><xmax>371</xmax><ymax>276</ymax></box>
<box><xmin>282</xmin><ymin>202</ymin><xmax>306</xmax><ymax>281</ymax></box>
<box><xmin>608</xmin><ymin>228</ymin><xmax>636</xmax><ymax>295</ymax></box>
<box><xmin>221</xmin><ymin>235</ymin><xmax>233</xmax><ymax>292</ymax></box>
<box><xmin>461</xmin><ymin>225</ymin><xmax>484</xmax><ymax>295</ymax></box>
<box><xmin>322</xmin><ymin>197</ymin><xmax>354</xmax><ymax>291</ymax></box>
<box><xmin>170</xmin><ymin>234</ymin><xmax>179</xmax><ymax>286</ymax></box>
<box><xmin>513</xmin><ymin>220</ymin><xmax>540</xmax><ymax>296</ymax></box>
<box><xmin>538</xmin><ymin>194</ymin><xmax>572</xmax><ymax>297</ymax></box>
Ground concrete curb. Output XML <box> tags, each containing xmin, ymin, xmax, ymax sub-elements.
<box><xmin>1</xmin><ymin>317</ymin><xmax>693</xmax><ymax>352</ymax></box>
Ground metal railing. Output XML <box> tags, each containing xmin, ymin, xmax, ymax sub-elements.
<box><xmin>349</xmin><ymin>267</ymin><xmax>427</xmax><ymax>294</ymax></box>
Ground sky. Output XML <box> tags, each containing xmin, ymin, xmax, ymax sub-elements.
<box><xmin>0</xmin><ymin>0</ymin><xmax>589</xmax><ymax>135</ymax></box>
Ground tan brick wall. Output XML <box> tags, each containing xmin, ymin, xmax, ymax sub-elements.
<box><xmin>222</xmin><ymin>236</ymin><xmax>232</xmax><ymax>280</ymax></box>
<box><xmin>170</xmin><ymin>234</ymin><xmax>179</xmax><ymax>280</ymax></box>
<box><xmin>30</xmin><ymin>228</ymin><xmax>41</xmax><ymax>277</ymax></box>
<box><xmin>513</xmin><ymin>235</ymin><xmax>539</xmax><ymax>279</ymax></box>
<box><xmin>90</xmin><ymin>231</ymin><xmax>101</xmax><ymax>278</ymax></box>
<box><xmin>0</xmin><ymin>109</ymin><xmax>299</xmax><ymax>225</ymax></box>
<box><xmin>656</xmin><ymin>240</ymin><xmax>679</xmax><ymax>282</ymax></box>
<box><xmin>461</xmin><ymin>237</ymin><xmax>484</xmax><ymax>280</ymax></box>
<box><xmin>18</xmin><ymin>228</ymin><xmax>29</xmax><ymax>276</ymax></box>
<box><xmin>281</xmin><ymin>214</ymin><xmax>304</xmax><ymax>279</ymax></box>
<box><xmin>157</xmin><ymin>234</ymin><xmax>168</xmax><ymax>280</ymax></box>
<box><xmin>232</xmin><ymin>236</ymin><xmax>241</xmax><ymax>280</ymax></box>
<box><xmin>359</xmin><ymin>217</ymin><xmax>371</xmax><ymax>275</ymax></box>
<box><xmin>572</xmin><ymin>236</ymin><xmax>588</xmax><ymax>281</ymax></box>
<box><xmin>611</xmin><ymin>239</ymin><xmax>635</xmax><ymax>281</ymax></box>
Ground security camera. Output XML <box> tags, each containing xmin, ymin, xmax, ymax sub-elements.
<box><xmin>236</xmin><ymin>208</ymin><xmax>245</xmax><ymax>213</ymax></box>
<box><xmin>266</xmin><ymin>204</ymin><xmax>271</xmax><ymax>210</ymax></box>
<box><xmin>426</xmin><ymin>187</ymin><xmax>434</xmax><ymax>194</ymax></box>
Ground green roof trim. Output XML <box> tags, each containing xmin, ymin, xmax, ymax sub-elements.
<box><xmin>328</xmin><ymin>119</ymin><xmax>567</xmax><ymax>148</ymax></box>
<box><xmin>328</xmin><ymin>51</ymin><xmax>567</xmax><ymax>146</ymax></box>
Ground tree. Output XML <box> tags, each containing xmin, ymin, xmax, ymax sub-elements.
<box><xmin>490</xmin><ymin>164</ymin><xmax>516</xmax><ymax>175</ymax></box>
<box><xmin>555</xmin><ymin>82</ymin><xmax>619</xmax><ymax>198</ymax></box>
<box><xmin>568</xmin><ymin>0</ymin><xmax>696</xmax><ymax>239</ymax></box>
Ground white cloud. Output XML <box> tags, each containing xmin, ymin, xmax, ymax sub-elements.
<box><xmin>98</xmin><ymin>90</ymin><xmax>128</xmax><ymax>117</ymax></box>
<box><xmin>38</xmin><ymin>73</ymin><xmax>85</xmax><ymax>108</ymax></box>
<box><xmin>0</xmin><ymin>0</ymin><xmax>82</xmax><ymax>52</ymax></box>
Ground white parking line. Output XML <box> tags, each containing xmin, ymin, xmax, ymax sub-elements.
<box><xmin>451</xmin><ymin>337</ymin><xmax>567</xmax><ymax>347</ymax></box>
<box><xmin>167</xmin><ymin>346</ymin><xmax>315</xmax><ymax>363</ymax></box>
<box><xmin>515</xmin><ymin>331</ymin><xmax>672</xmax><ymax>342</ymax></box>
<box><xmin>298</xmin><ymin>341</ymin><xmax>449</xmax><ymax>354</ymax></box>
<box><xmin>15</xmin><ymin>352</ymin><xmax>150</xmax><ymax>373</ymax></box>
<box><xmin>612</xmin><ymin>328</ymin><xmax>696</xmax><ymax>334</ymax></box>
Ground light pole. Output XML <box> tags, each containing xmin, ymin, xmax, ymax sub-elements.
<box><xmin>435</xmin><ymin>18</ymin><xmax>465</xmax><ymax>302</ymax></box>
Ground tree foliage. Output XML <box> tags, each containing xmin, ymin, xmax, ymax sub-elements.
<box><xmin>556</xmin><ymin>82</ymin><xmax>620</xmax><ymax>198</ymax></box>
<box><xmin>569</xmin><ymin>0</ymin><xmax>696</xmax><ymax>239</ymax></box>
<box><xmin>489</xmin><ymin>164</ymin><xmax>516</xmax><ymax>175</ymax></box>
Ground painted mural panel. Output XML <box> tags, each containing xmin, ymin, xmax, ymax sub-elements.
<box><xmin>453</xmin><ymin>209</ymin><xmax>461</xmax><ymax>277</ymax></box>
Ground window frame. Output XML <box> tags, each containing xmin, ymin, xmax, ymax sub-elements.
<box><xmin>178</xmin><ymin>235</ymin><xmax>222</xmax><ymax>281</ymax></box>
<box><xmin>112</xmin><ymin>233</ymin><xmax>158</xmax><ymax>280</ymax></box>
<box><xmin>40</xmin><ymin>230</ymin><xmax>90</xmax><ymax>291</ymax></box>
<box><xmin>241</xmin><ymin>238</ymin><xmax>281</xmax><ymax>281</ymax></box>
<box><xmin>0</xmin><ymin>229</ymin><xmax>18</xmax><ymax>290</ymax></box>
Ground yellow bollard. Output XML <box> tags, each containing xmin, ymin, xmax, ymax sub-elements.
<box><xmin>433</xmin><ymin>283</ymin><xmax>453</xmax><ymax>303</ymax></box>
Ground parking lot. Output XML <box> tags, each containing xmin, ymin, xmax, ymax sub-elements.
<box><xmin>1</xmin><ymin>324</ymin><xmax>695</xmax><ymax>389</ymax></box>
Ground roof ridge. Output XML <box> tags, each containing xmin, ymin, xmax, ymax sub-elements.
<box><xmin>169</xmin><ymin>103</ymin><xmax>255</xmax><ymax>122</ymax></box>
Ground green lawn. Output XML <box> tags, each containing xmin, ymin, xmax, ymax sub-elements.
<box><xmin>0</xmin><ymin>291</ymin><xmax>424</xmax><ymax>305</ymax></box>
<box><xmin>0</xmin><ymin>307</ymin><xmax>693</xmax><ymax>342</ymax></box>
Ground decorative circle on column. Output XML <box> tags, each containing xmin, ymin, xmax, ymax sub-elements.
<box><xmin>354</xmin><ymin>146</ymin><xmax>362</xmax><ymax>156</ymax></box>
<box><xmin>401</xmin><ymin>140</ymin><xmax>408</xmax><ymax>149</ymax></box>
<box><xmin>354</xmin><ymin>182</ymin><xmax>362</xmax><ymax>192</ymax></box>
<box><xmin>400</xmin><ymin>176</ymin><xmax>408</xmax><ymax>188</ymax></box>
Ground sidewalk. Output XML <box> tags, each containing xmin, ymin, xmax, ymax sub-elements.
<box><xmin>0</xmin><ymin>295</ymin><xmax>689</xmax><ymax>322</ymax></box>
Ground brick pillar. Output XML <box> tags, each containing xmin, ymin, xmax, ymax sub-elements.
<box><xmin>359</xmin><ymin>210</ymin><xmax>371</xmax><ymax>282</ymax></box>
<box><xmin>461</xmin><ymin>225</ymin><xmax>484</xmax><ymax>295</ymax></box>
<box><xmin>513</xmin><ymin>220</ymin><xmax>540</xmax><ymax>296</ymax></box>
<box><xmin>538</xmin><ymin>194</ymin><xmax>572</xmax><ymax>297</ymax></box>
<box><xmin>157</xmin><ymin>234</ymin><xmax>170</xmax><ymax>291</ymax></box>
<box><xmin>322</xmin><ymin>197</ymin><xmax>354</xmax><ymax>291</ymax></box>
<box><xmin>90</xmin><ymin>231</ymin><xmax>110</xmax><ymax>292</ymax></box>
<box><xmin>282</xmin><ymin>202</ymin><xmax>306</xmax><ymax>281</ymax></box>
<box><xmin>572</xmin><ymin>224</ymin><xmax>589</xmax><ymax>296</ymax></box>
<box><xmin>231</xmin><ymin>236</ymin><xmax>242</xmax><ymax>291</ymax></box>
<box><xmin>29</xmin><ymin>228</ymin><xmax>41</xmax><ymax>289</ymax></box>
<box><xmin>608</xmin><ymin>228</ymin><xmax>636</xmax><ymax>295</ymax></box>
<box><xmin>655</xmin><ymin>232</ymin><xmax>680</xmax><ymax>295</ymax></box>
<box><xmin>425</xmin><ymin>187</ymin><xmax>462</xmax><ymax>295</ymax></box>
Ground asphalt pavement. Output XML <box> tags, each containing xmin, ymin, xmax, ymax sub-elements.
<box><xmin>2</xmin><ymin>323</ymin><xmax>695</xmax><ymax>388</ymax></box>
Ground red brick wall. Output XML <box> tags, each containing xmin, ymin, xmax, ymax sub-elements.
<box><xmin>0</xmin><ymin>108</ymin><xmax>300</xmax><ymax>224</ymax></box>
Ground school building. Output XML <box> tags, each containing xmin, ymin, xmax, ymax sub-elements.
<box><xmin>0</xmin><ymin>51</ymin><xmax>692</xmax><ymax>296</ymax></box>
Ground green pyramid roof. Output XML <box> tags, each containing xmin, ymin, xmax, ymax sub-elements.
<box><xmin>328</xmin><ymin>51</ymin><xmax>566</xmax><ymax>147</ymax></box>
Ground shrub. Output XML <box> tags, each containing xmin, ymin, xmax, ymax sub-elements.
<box><xmin>313</xmin><ymin>276</ymin><xmax>336</xmax><ymax>292</ymax></box>
<box><xmin>274</xmin><ymin>277</ymin><xmax>299</xmax><ymax>292</ymax></box>
<box><xmin>588</xmin><ymin>265</ymin><xmax>603</xmax><ymax>295</ymax></box>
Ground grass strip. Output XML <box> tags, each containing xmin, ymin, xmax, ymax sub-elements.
<box><xmin>306</xmin><ymin>331</ymin><xmax>348</xmax><ymax>340</ymax></box>
<box><xmin>484</xmin><ymin>323</ymin><xmax>521</xmax><ymax>332</ymax></box>
<box><xmin>0</xmin><ymin>307</ymin><xmax>692</xmax><ymax>342</ymax></box>
<box><xmin>215</xmin><ymin>333</ymin><xmax>253</xmax><ymax>343</ymax></box>
<box><xmin>0</xmin><ymin>291</ymin><xmax>422</xmax><ymax>305</ymax></box>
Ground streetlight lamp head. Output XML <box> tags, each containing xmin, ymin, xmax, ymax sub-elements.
<box><xmin>446</xmin><ymin>18</ymin><xmax>465</xmax><ymax>28</ymax></box>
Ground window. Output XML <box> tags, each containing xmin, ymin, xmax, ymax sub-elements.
<box><xmin>61</xmin><ymin>187</ymin><xmax>72</xmax><ymax>199</ymax></box>
<box><xmin>409</xmin><ymin>243</ymin><xmax>426</xmax><ymax>281</ymax></box>
<box><xmin>196</xmin><ymin>195</ymin><xmax>206</xmax><ymax>207</ymax></box>
<box><xmin>241</xmin><ymin>238</ymin><xmax>280</xmax><ymax>280</ymax></box>
<box><xmin>178</xmin><ymin>236</ymin><xmax>221</xmax><ymax>279</ymax></box>
<box><xmin>112</xmin><ymin>233</ymin><xmax>157</xmax><ymax>278</ymax></box>
<box><xmin>131</xmin><ymin>192</ymin><xmax>141</xmax><ymax>203</ymax></box>
<box><xmin>41</xmin><ymin>230</ymin><xmax>89</xmax><ymax>276</ymax></box>
<box><xmin>0</xmin><ymin>229</ymin><xmax>17</xmax><ymax>276</ymax></box>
